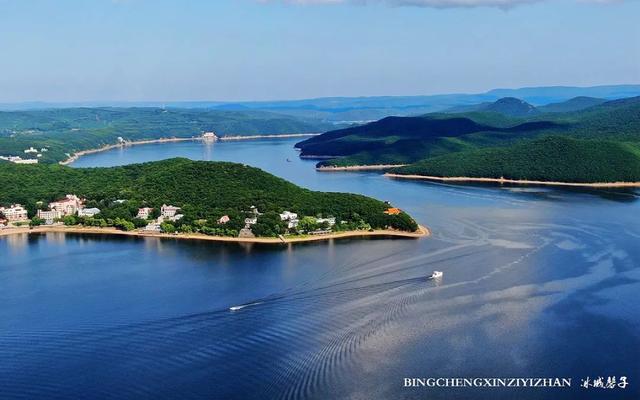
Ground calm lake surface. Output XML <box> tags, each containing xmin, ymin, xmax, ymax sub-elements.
<box><xmin>2</xmin><ymin>138</ymin><xmax>639</xmax><ymax>399</ymax></box>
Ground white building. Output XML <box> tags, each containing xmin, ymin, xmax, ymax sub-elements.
<box><xmin>37</xmin><ymin>209</ymin><xmax>62</xmax><ymax>222</ymax></box>
<box><xmin>218</xmin><ymin>215</ymin><xmax>230</xmax><ymax>224</ymax></box>
<box><xmin>279</xmin><ymin>211</ymin><xmax>299</xmax><ymax>230</ymax></box>
<box><xmin>279</xmin><ymin>211</ymin><xmax>298</xmax><ymax>221</ymax></box>
<box><xmin>245</xmin><ymin>217</ymin><xmax>258</xmax><ymax>225</ymax></box>
<box><xmin>137</xmin><ymin>207</ymin><xmax>153</xmax><ymax>219</ymax></box>
<box><xmin>202</xmin><ymin>132</ymin><xmax>218</xmax><ymax>141</ymax></box>
<box><xmin>24</xmin><ymin>147</ymin><xmax>38</xmax><ymax>154</ymax></box>
<box><xmin>49</xmin><ymin>194</ymin><xmax>83</xmax><ymax>216</ymax></box>
<box><xmin>0</xmin><ymin>204</ymin><xmax>29</xmax><ymax>222</ymax></box>
<box><xmin>78</xmin><ymin>207</ymin><xmax>101</xmax><ymax>217</ymax></box>
<box><xmin>161</xmin><ymin>204</ymin><xmax>180</xmax><ymax>218</ymax></box>
<box><xmin>143</xmin><ymin>222</ymin><xmax>162</xmax><ymax>232</ymax></box>
<box><xmin>317</xmin><ymin>217</ymin><xmax>336</xmax><ymax>227</ymax></box>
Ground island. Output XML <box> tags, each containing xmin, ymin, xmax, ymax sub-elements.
<box><xmin>0</xmin><ymin>158</ymin><xmax>426</xmax><ymax>243</ymax></box>
<box><xmin>296</xmin><ymin>96</ymin><xmax>640</xmax><ymax>186</ymax></box>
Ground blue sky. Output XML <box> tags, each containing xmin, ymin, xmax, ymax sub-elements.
<box><xmin>0</xmin><ymin>0</ymin><xmax>638</xmax><ymax>102</ymax></box>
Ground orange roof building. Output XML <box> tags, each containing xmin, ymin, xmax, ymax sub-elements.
<box><xmin>384</xmin><ymin>208</ymin><xmax>402</xmax><ymax>215</ymax></box>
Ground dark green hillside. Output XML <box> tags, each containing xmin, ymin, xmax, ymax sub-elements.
<box><xmin>0</xmin><ymin>158</ymin><xmax>418</xmax><ymax>234</ymax></box>
<box><xmin>299</xmin><ymin>96</ymin><xmax>640</xmax><ymax>171</ymax></box>
<box><xmin>538</xmin><ymin>96</ymin><xmax>606</xmax><ymax>113</ymax></box>
<box><xmin>296</xmin><ymin>116</ymin><xmax>560</xmax><ymax>160</ymax></box>
<box><xmin>393</xmin><ymin>137</ymin><xmax>640</xmax><ymax>183</ymax></box>
<box><xmin>0</xmin><ymin>108</ymin><xmax>334</xmax><ymax>163</ymax></box>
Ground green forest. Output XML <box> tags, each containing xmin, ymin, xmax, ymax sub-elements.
<box><xmin>0</xmin><ymin>158</ymin><xmax>418</xmax><ymax>236</ymax></box>
<box><xmin>393</xmin><ymin>136</ymin><xmax>640</xmax><ymax>183</ymax></box>
<box><xmin>296</xmin><ymin>96</ymin><xmax>640</xmax><ymax>183</ymax></box>
<box><xmin>0</xmin><ymin>108</ymin><xmax>335</xmax><ymax>163</ymax></box>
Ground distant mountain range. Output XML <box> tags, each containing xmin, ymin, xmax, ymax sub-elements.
<box><xmin>2</xmin><ymin>84</ymin><xmax>639</xmax><ymax>123</ymax></box>
<box><xmin>444</xmin><ymin>96</ymin><xmax>609</xmax><ymax>116</ymax></box>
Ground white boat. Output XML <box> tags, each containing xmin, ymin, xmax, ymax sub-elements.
<box><xmin>429</xmin><ymin>271</ymin><xmax>443</xmax><ymax>279</ymax></box>
<box><xmin>229</xmin><ymin>306</ymin><xmax>245</xmax><ymax>311</ymax></box>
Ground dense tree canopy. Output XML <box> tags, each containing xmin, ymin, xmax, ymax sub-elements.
<box><xmin>0</xmin><ymin>158</ymin><xmax>418</xmax><ymax>235</ymax></box>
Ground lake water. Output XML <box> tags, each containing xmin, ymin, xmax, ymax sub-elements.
<box><xmin>1</xmin><ymin>139</ymin><xmax>639</xmax><ymax>399</ymax></box>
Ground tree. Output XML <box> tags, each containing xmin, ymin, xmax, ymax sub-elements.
<box><xmin>29</xmin><ymin>217</ymin><xmax>45</xmax><ymax>227</ymax></box>
<box><xmin>160</xmin><ymin>222</ymin><xmax>176</xmax><ymax>233</ymax></box>
<box><xmin>62</xmin><ymin>215</ymin><xmax>77</xmax><ymax>226</ymax></box>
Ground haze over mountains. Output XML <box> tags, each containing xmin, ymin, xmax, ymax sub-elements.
<box><xmin>2</xmin><ymin>84</ymin><xmax>639</xmax><ymax>123</ymax></box>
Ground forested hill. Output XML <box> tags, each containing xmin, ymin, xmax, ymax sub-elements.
<box><xmin>0</xmin><ymin>108</ymin><xmax>336</xmax><ymax>163</ymax></box>
<box><xmin>392</xmin><ymin>136</ymin><xmax>640</xmax><ymax>184</ymax></box>
<box><xmin>297</xmin><ymin>96</ymin><xmax>640</xmax><ymax>171</ymax></box>
<box><xmin>0</xmin><ymin>158</ymin><xmax>418</xmax><ymax>234</ymax></box>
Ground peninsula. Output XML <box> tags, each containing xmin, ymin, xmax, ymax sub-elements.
<box><xmin>0</xmin><ymin>158</ymin><xmax>424</xmax><ymax>243</ymax></box>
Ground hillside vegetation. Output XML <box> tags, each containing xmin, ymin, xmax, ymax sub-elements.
<box><xmin>0</xmin><ymin>158</ymin><xmax>418</xmax><ymax>235</ymax></box>
<box><xmin>298</xmin><ymin>97</ymin><xmax>640</xmax><ymax>183</ymax></box>
<box><xmin>0</xmin><ymin>108</ymin><xmax>335</xmax><ymax>163</ymax></box>
<box><xmin>392</xmin><ymin>137</ymin><xmax>640</xmax><ymax>183</ymax></box>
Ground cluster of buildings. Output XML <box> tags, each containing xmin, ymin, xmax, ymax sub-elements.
<box><xmin>0</xmin><ymin>204</ymin><xmax>29</xmax><ymax>227</ymax></box>
<box><xmin>36</xmin><ymin>194</ymin><xmax>101</xmax><ymax>224</ymax></box>
<box><xmin>139</xmin><ymin>204</ymin><xmax>184</xmax><ymax>232</ymax></box>
<box><xmin>0</xmin><ymin>147</ymin><xmax>48</xmax><ymax>164</ymax></box>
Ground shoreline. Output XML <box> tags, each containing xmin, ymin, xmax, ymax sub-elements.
<box><xmin>59</xmin><ymin>133</ymin><xmax>320</xmax><ymax>165</ymax></box>
<box><xmin>384</xmin><ymin>173</ymin><xmax>640</xmax><ymax>188</ymax></box>
<box><xmin>219</xmin><ymin>133</ymin><xmax>319</xmax><ymax>141</ymax></box>
<box><xmin>0</xmin><ymin>225</ymin><xmax>430</xmax><ymax>244</ymax></box>
<box><xmin>317</xmin><ymin>164</ymin><xmax>407</xmax><ymax>171</ymax></box>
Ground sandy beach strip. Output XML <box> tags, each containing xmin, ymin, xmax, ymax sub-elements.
<box><xmin>317</xmin><ymin>164</ymin><xmax>407</xmax><ymax>171</ymax></box>
<box><xmin>384</xmin><ymin>173</ymin><xmax>640</xmax><ymax>188</ymax></box>
<box><xmin>0</xmin><ymin>225</ymin><xmax>429</xmax><ymax>244</ymax></box>
<box><xmin>219</xmin><ymin>133</ymin><xmax>319</xmax><ymax>141</ymax></box>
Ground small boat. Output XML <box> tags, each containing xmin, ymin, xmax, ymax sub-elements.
<box><xmin>286</xmin><ymin>158</ymin><xmax>292</xmax><ymax>162</ymax></box>
<box><xmin>229</xmin><ymin>306</ymin><xmax>245</xmax><ymax>311</ymax></box>
<box><xmin>429</xmin><ymin>271</ymin><xmax>443</xmax><ymax>279</ymax></box>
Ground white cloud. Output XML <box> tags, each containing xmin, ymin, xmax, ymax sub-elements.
<box><xmin>256</xmin><ymin>0</ymin><xmax>628</xmax><ymax>9</ymax></box>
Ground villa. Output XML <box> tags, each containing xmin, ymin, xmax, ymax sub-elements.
<box><xmin>36</xmin><ymin>209</ymin><xmax>61</xmax><ymax>224</ymax></box>
<box><xmin>49</xmin><ymin>195</ymin><xmax>83</xmax><ymax>216</ymax></box>
<box><xmin>384</xmin><ymin>208</ymin><xmax>402</xmax><ymax>215</ymax></box>
<box><xmin>0</xmin><ymin>204</ymin><xmax>29</xmax><ymax>222</ymax></box>
<box><xmin>137</xmin><ymin>207</ymin><xmax>153</xmax><ymax>219</ymax></box>
<box><xmin>161</xmin><ymin>204</ymin><xmax>180</xmax><ymax>218</ymax></box>
<box><xmin>245</xmin><ymin>217</ymin><xmax>258</xmax><ymax>225</ymax></box>
<box><xmin>218</xmin><ymin>215</ymin><xmax>230</xmax><ymax>224</ymax></box>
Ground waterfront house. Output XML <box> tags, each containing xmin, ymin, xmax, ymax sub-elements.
<box><xmin>202</xmin><ymin>132</ymin><xmax>218</xmax><ymax>141</ymax></box>
<box><xmin>161</xmin><ymin>204</ymin><xmax>180</xmax><ymax>218</ymax></box>
<box><xmin>143</xmin><ymin>222</ymin><xmax>162</xmax><ymax>232</ymax></box>
<box><xmin>317</xmin><ymin>217</ymin><xmax>336</xmax><ymax>226</ymax></box>
<box><xmin>244</xmin><ymin>217</ymin><xmax>258</xmax><ymax>226</ymax></box>
<box><xmin>37</xmin><ymin>209</ymin><xmax>62</xmax><ymax>223</ymax></box>
<box><xmin>0</xmin><ymin>204</ymin><xmax>29</xmax><ymax>222</ymax></box>
<box><xmin>78</xmin><ymin>208</ymin><xmax>101</xmax><ymax>218</ymax></box>
<box><xmin>218</xmin><ymin>215</ymin><xmax>230</xmax><ymax>224</ymax></box>
<box><xmin>137</xmin><ymin>207</ymin><xmax>153</xmax><ymax>219</ymax></box>
<box><xmin>49</xmin><ymin>195</ymin><xmax>83</xmax><ymax>216</ymax></box>
<box><xmin>384</xmin><ymin>208</ymin><xmax>402</xmax><ymax>215</ymax></box>
<box><xmin>238</xmin><ymin>227</ymin><xmax>255</xmax><ymax>238</ymax></box>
